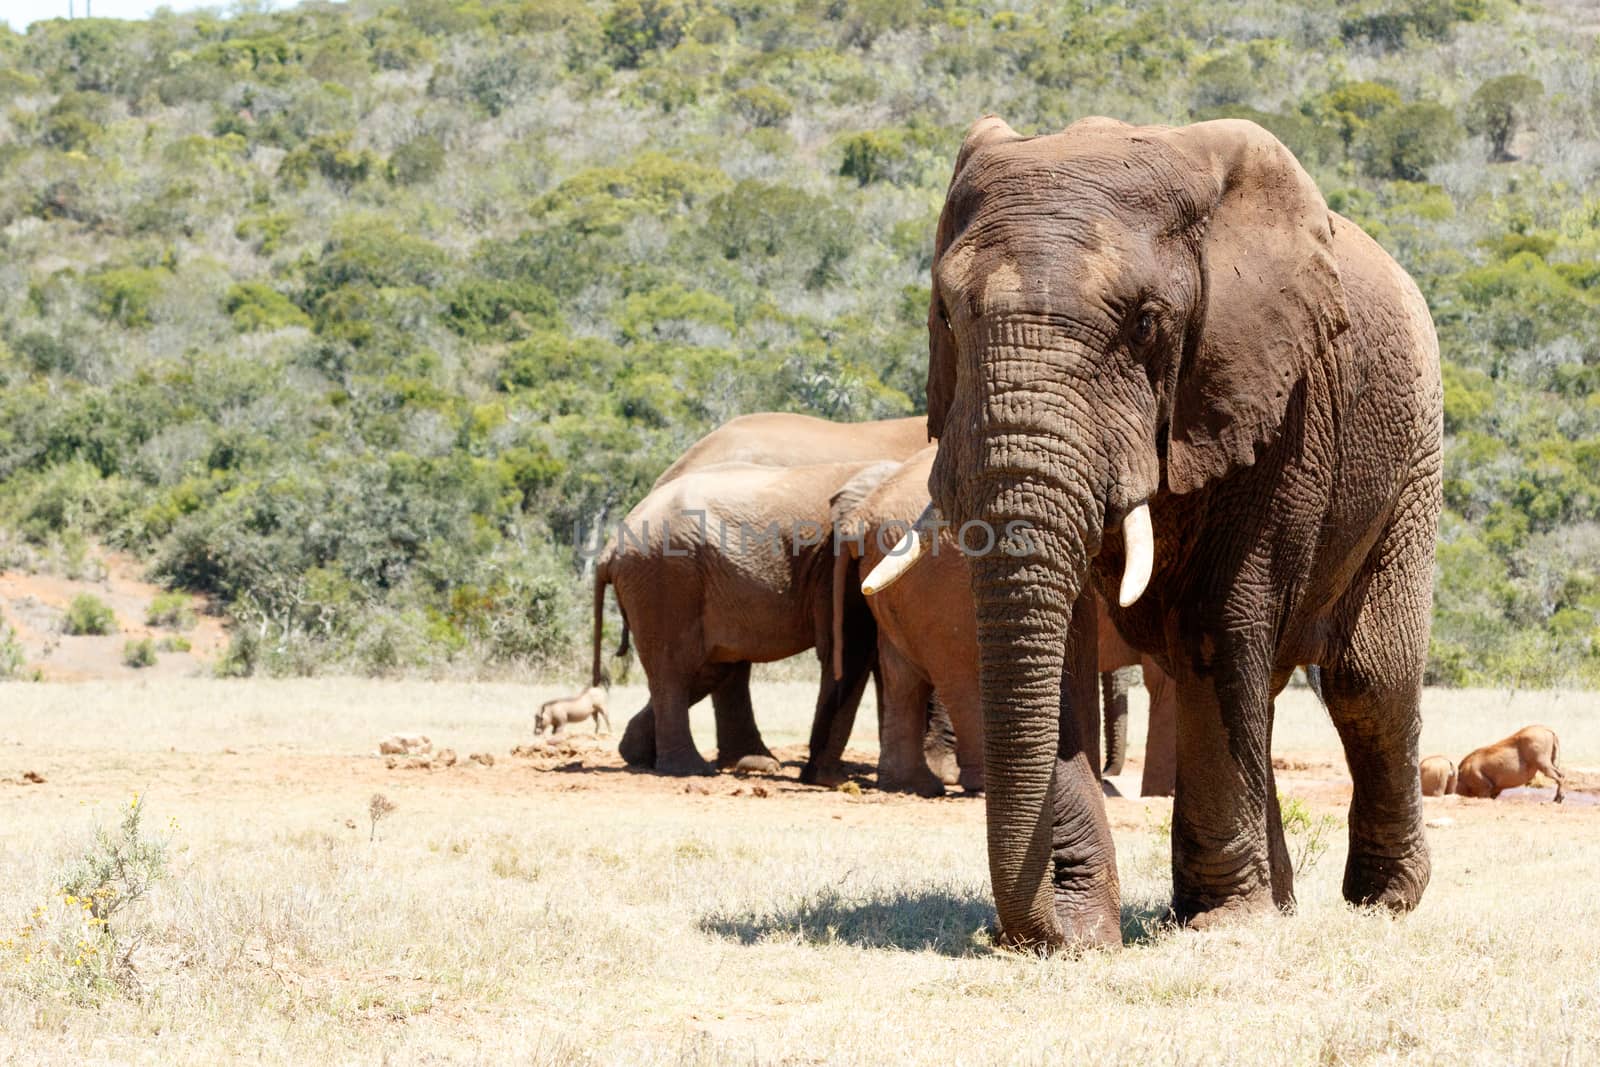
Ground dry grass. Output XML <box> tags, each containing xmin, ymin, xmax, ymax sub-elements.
<box><xmin>1</xmin><ymin>678</ymin><xmax>1597</xmax><ymax>1065</ymax></box>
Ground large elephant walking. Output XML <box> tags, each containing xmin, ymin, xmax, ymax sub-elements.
<box><xmin>873</xmin><ymin>116</ymin><xmax>1441</xmax><ymax>949</ymax></box>
<box><xmin>601</xmin><ymin>414</ymin><xmax>927</xmax><ymax>771</ymax></box>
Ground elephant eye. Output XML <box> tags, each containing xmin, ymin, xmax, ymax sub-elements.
<box><xmin>1131</xmin><ymin>310</ymin><xmax>1156</xmax><ymax>347</ymax></box>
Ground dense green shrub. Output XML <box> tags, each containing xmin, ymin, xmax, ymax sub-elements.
<box><xmin>1358</xmin><ymin>101</ymin><xmax>1462</xmax><ymax>180</ymax></box>
<box><xmin>146</xmin><ymin>592</ymin><xmax>197</xmax><ymax>630</ymax></box>
<box><xmin>225</xmin><ymin>283</ymin><xmax>312</xmax><ymax>332</ymax></box>
<box><xmin>731</xmin><ymin>85</ymin><xmax>793</xmax><ymax>127</ymax></box>
<box><xmin>64</xmin><ymin>594</ymin><xmax>116</xmax><ymax>636</ymax></box>
<box><xmin>603</xmin><ymin>0</ymin><xmax>697</xmax><ymax>68</ymax></box>
<box><xmin>88</xmin><ymin>268</ymin><xmax>168</xmax><ymax>328</ymax></box>
<box><xmin>387</xmin><ymin>133</ymin><xmax>446</xmax><ymax>185</ymax></box>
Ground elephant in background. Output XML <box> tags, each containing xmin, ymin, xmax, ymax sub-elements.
<box><xmin>601</xmin><ymin>413</ymin><xmax>929</xmax><ymax>771</ymax></box>
<box><xmin>827</xmin><ymin>447</ymin><xmax>1178</xmax><ymax>797</ymax></box>
<box><xmin>595</xmin><ymin>459</ymin><xmax>894</xmax><ymax>778</ymax></box>
<box><xmin>892</xmin><ymin>115</ymin><xmax>1441</xmax><ymax>948</ymax></box>
<box><xmin>1095</xmin><ymin>595</ymin><xmax>1177</xmax><ymax>796</ymax></box>
<box><xmin>651</xmin><ymin>412</ymin><xmax>925</xmax><ymax>490</ymax></box>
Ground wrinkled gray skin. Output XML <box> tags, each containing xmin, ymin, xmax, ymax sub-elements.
<box><xmin>924</xmin><ymin>116</ymin><xmax>1442</xmax><ymax>949</ymax></box>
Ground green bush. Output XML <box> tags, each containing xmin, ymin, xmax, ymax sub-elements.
<box><xmin>63</xmin><ymin>594</ymin><xmax>116</xmax><ymax>636</ymax></box>
<box><xmin>0</xmin><ymin>614</ymin><xmax>27</xmax><ymax>679</ymax></box>
<box><xmin>87</xmin><ymin>267</ymin><xmax>167</xmax><ymax>328</ymax></box>
<box><xmin>603</xmin><ymin>0</ymin><xmax>696</xmax><ymax>68</ymax></box>
<box><xmin>1357</xmin><ymin>101</ymin><xmax>1462</xmax><ymax>180</ymax></box>
<box><xmin>387</xmin><ymin>133</ymin><xmax>446</xmax><ymax>185</ymax></box>
<box><xmin>122</xmin><ymin>638</ymin><xmax>157</xmax><ymax>668</ymax></box>
<box><xmin>225</xmin><ymin>283</ymin><xmax>312</xmax><ymax>333</ymax></box>
<box><xmin>731</xmin><ymin>85</ymin><xmax>792</xmax><ymax>127</ymax></box>
<box><xmin>146</xmin><ymin>592</ymin><xmax>197</xmax><ymax>630</ymax></box>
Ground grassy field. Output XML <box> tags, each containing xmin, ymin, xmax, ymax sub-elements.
<box><xmin>1</xmin><ymin>679</ymin><xmax>1597</xmax><ymax>1064</ymax></box>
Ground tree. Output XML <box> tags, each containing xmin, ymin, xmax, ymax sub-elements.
<box><xmin>1357</xmin><ymin>101</ymin><xmax>1462</xmax><ymax>180</ymax></box>
<box><xmin>1466</xmin><ymin>74</ymin><xmax>1542</xmax><ymax>161</ymax></box>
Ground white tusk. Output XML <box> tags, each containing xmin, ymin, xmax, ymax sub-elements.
<box><xmin>1118</xmin><ymin>502</ymin><xmax>1153</xmax><ymax>608</ymax></box>
<box><xmin>862</xmin><ymin>504</ymin><xmax>936</xmax><ymax>596</ymax></box>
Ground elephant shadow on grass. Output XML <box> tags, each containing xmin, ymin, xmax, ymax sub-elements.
<box><xmin>700</xmin><ymin>886</ymin><xmax>1177</xmax><ymax>956</ymax></box>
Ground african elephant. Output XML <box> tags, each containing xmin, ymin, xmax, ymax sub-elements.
<box><xmin>827</xmin><ymin>451</ymin><xmax>986</xmax><ymax>796</ymax></box>
<box><xmin>594</xmin><ymin>459</ymin><xmax>892</xmax><ymax>777</ymax></box>
<box><xmin>604</xmin><ymin>414</ymin><xmax>928</xmax><ymax>769</ymax></box>
<box><xmin>652</xmin><ymin>412</ymin><xmax>925</xmax><ymax>490</ymax></box>
<box><xmin>1456</xmin><ymin>726</ymin><xmax>1564</xmax><ymax>802</ymax></box>
<box><xmin>828</xmin><ymin>447</ymin><xmax>1179</xmax><ymax>797</ymax></box>
<box><xmin>872</xmin><ymin>116</ymin><xmax>1442</xmax><ymax>948</ymax></box>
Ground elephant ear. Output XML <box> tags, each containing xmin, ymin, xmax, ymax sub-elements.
<box><xmin>1160</xmin><ymin>119</ymin><xmax>1351</xmax><ymax>495</ymax></box>
<box><xmin>928</xmin><ymin>116</ymin><xmax>1021</xmax><ymax>440</ymax></box>
<box><xmin>828</xmin><ymin>460</ymin><xmax>900</xmax><ymax>550</ymax></box>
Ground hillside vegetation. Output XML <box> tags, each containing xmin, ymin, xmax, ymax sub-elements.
<box><xmin>0</xmin><ymin>0</ymin><xmax>1596</xmax><ymax>683</ymax></box>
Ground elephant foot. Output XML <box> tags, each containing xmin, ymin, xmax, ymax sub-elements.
<box><xmin>1342</xmin><ymin>836</ymin><xmax>1429</xmax><ymax>913</ymax></box>
<box><xmin>1173</xmin><ymin>886</ymin><xmax>1279</xmax><ymax>931</ymax></box>
<box><xmin>925</xmin><ymin>748</ymin><xmax>959</xmax><ymax>786</ymax></box>
<box><xmin>617</xmin><ymin>710</ymin><xmax>655</xmax><ymax>768</ymax></box>
<box><xmin>958</xmin><ymin>766</ymin><xmax>985</xmax><ymax>794</ymax></box>
<box><xmin>799</xmin><ymin>761</ymin><xmax>848</xmax><ymax>788</ymax></box>
<box><xmin>655</xmin><ymin>747</ymin><xmax>717</xmax><ymax>777</ymax></box>
<box><xmin>994</xmin><ymin>905</ymin><xmax>1122</xmax><ymax>954</ymax></box>
<box><xmin>878</xmin><ymin>767</ymin><xmax>946</xmax><ymax>797</ymax></box>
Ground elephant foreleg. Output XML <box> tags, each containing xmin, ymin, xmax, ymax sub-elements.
<box><xmin>1169</xmin><ymin>641</ymin><xmax>1285</xmax><ymax>928</ymax></box>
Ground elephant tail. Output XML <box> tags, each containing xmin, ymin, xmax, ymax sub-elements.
<box><xmin>831</xmin><ymin>545</ymin><xmax>853</xmax><ymax>682</ymax></box>
<box><xmin>592</xmin><ymin>550</ymin><xmax>613</xmax><ymax>689</ymax></box>
<box><xmin>1304</xmin><ymin>664</ymin><xmax>1326</xmax><ymax>705</ymax></box>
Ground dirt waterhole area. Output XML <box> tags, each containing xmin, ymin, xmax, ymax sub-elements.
<box><xmin>2</xmin><ymin>677</ymin><xmax>1598</xmax><ymax>1065</ymax></box>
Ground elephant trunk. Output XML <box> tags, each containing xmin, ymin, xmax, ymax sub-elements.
<box><xmin>954</xmin><ymin>431</ymin><xmax>1122</xmax><ymax>950</ymax></box>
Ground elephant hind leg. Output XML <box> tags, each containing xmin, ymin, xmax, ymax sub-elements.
<box><xmin>618</xmin><ymin>702</ymin><xmax>655</xmax><ymax>767</ymax></box>
<box><xmin>1319</xmin><ymin>507</ymin><xmax>1434</xmax><ymax>912</ymax></box>
<box><xmin>876</xmin><ymin>643</ymin><xmax>942</xmax><ymax>795</ymax></box>
<box><xmin>710</xmin><ymin>662</ymin><xmax>772</xmax><ymax>767</ymax></box>
<box><xmin>1139</xmin><ymin>658</ymin><xmax>1177</xmax><ymax>797</ymax></box>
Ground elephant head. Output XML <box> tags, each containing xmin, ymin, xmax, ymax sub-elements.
<box><xmin>908</xmin><ymin>116</ymin><xmax>1350</xmax><ymax>949</ymax></box>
